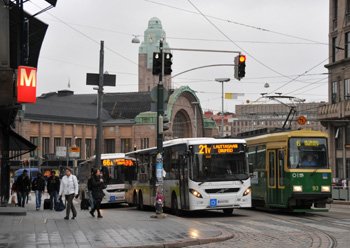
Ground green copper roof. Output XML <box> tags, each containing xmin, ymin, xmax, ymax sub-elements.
<box><xmin>135</xmin><ymin>111</ymin><xmax>157</xmax><ymax>124</ymax></box>
<box><xmin>203</xmin><ymin>117</ymin><xmax>218</xmax><ymax>128</ymax></box>
<box><xmin>167</xmin><ymin>86</ymin><xmax>201</xmax><ymax>119</ymax></box>
<box><xmin>139</xmin><ymin>17</ymin><xmax>170</xmax><ymax>69</ymax></box>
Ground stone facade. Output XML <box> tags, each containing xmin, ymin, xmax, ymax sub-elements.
<box><xmin>318</xmin><ymin>0</ymin><xmax>350</xmax><ymax>180</ymax></box>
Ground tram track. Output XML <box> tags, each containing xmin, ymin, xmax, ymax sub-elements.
<box><xmin>261</xmin><ymin>211</ymin><xmax>338</xmax><ymax>248</ymax></box>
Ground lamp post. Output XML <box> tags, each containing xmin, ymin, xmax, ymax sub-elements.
<box><xmin>215</xmin><ymin>78</ymin><xmax>230</xmax><ymax>137</ymax></box>
<box><xmin>191</xmin><ymin>102</ymin><xmax>199</xmax><ymax>138</ymax></box>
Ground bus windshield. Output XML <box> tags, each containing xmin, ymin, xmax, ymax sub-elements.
<box><xmin>289</xmin><ymin>137</ymin><xmax>328</xmax><ymax>169</ymax></box>
<box><xmin>101</xmin><ymin>158</ymin><xmax>136</xmax><ymax>184</ymax></box>
<box><xmin>190</xmin><ymin>143</ymin><xmax>248</xmax><ymax>182</ymax></box>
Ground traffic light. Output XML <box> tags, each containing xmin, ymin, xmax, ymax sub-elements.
<box><xmin>152</xmin><ymin>52</ymin><xmax>162</xmax><ymax>75</ymax></box>
<box><xmin>234</xmin><ymin>54</ymin><xmax>246</xmax><ymax>80</ymax></box>
<box><xmin>164</xmin><ymin>53</ymin><xmax>173</xmax><ymax>75</ymax></box>
<box><xmin>158</xmin><ymin>114</ymin><xmax>170</xmax><ymax>133</ymax></box>
<box><xmin>163</xmin><ymin>113</ymin><xmax>170</xmax><ymax>131</ymax></box>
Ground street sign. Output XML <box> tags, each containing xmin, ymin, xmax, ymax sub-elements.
<box><xmin>297</xmin><ymin>115</ymin><xmax>307</xmax><ymax>125</ymax></box>
<box><xmin>17</xmin><ymin>66</ymin><xmax>37</xmax><ymax>103</ymax></box>
<box><xmin>86</xmin><ymin>73</ymin><xmax>116</xmax><ymax>86</ymax></box>
<box><xmin>56</xmin><ymin>146</ymin><xmax>66</xmax><ymax>157</ymax></box>
<box><xmin>69</xmin><ymin>146</ymin><xmax>80</xmax><ymax>158</ymax></box>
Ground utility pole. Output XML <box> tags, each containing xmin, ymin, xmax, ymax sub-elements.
<box><xmin>155</xmin><ymin>40</ymin><xmax>165</xmax><ymax>217</ymax></box>
<box><xmin>96</xmin><ymin>41</ymin><xmax>104</xmax><ymax>168</ymax></box>
<box><xmin>86</xmin><ymin>41</ymin><xmax>116</xmax><ymax>168</ymax></box>
<box><xmin>215</xmin><ymin>78</ymin><xmax>230</xmax><ymax>137</ymax></box>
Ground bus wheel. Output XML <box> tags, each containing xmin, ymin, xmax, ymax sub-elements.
<box><xmin>223</xmin><ymin>208</ymin><xmax>234</xmax><ymax>215</ymax></box>
<box><xmin>171</xmin><ymin>194</ymin><xmax>179</xmax><ymax>216</ymax></box>
<box><xmin>138</xmin><ymin>192</ymin><xmax>144</xmax><ymax>210</ymax></box>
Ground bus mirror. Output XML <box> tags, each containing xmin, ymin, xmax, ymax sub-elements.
<box><xmin>279</xmin><ymin>150</ymin><xmax>284</xmax><ymax>160</ymax></box>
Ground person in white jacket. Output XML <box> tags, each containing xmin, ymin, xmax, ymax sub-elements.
<box><xmin>59</xmin><ymin>167</ymin><xmax>79</xmax><ymax>220</ymax></box>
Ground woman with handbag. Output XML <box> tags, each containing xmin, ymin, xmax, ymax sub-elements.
<box><xmin>89</xmin><ymin>168</ymin><xmax>105</xmax><ymax>218</ymax></box>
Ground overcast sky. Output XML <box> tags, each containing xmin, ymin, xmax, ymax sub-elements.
<box><xmin>25</xmin><ymin>0</ymin><xmax>329</xmax><ymax>114</ymax></box>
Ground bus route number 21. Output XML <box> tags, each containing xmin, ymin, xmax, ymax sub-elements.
<box><xmin>199</xmin><ymin>145</ymin><xmax>211</xmax><ymax>155</ymax></box>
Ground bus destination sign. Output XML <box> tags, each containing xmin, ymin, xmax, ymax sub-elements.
<box><xmin>102</xmin><ymin>159</ymin><xmax>134</xmax><ymax>167</ymax></box>
<box><xmin>198</xmin><ymin>144</ymin><xmax>239</xmax><ymax>155</ymax></box>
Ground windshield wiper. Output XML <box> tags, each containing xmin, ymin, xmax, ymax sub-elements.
<box><xmin>230</xmin><ymin>174</ymin><xmax>244</xmax><ymax>184</ymax></box>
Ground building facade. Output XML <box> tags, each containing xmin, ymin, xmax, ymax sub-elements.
<box><xmin>318</xmin><ymin>0</ymin><xmax>350</xmax><ymax>180</ymax></box>
<box><xmin>12</xmin><ymin>18</ymin><xmax>217</xmax><ymax>169</ymax></box>
<box><xmin>207</xmin><ymin>103</ymin><xmax>325</xmax><ymax>138</ymax></box>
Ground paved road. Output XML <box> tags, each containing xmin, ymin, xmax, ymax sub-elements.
<box><xmin>185</xmin><ymin>204</ymin><xmax>350</xmax><ymax>248</ymax></box>
<box><xmin>0</xmin><ymin>195</ymin><xmax>228</xmax><ymax>248</ymax></box>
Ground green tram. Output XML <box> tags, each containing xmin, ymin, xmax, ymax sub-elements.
<box><xmin>241</xmin><ymin>129</ymin><xmax>332</xmax><ymax>212</ymax></box>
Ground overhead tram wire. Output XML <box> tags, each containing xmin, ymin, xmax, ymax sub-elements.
<box><xmin>145</xmin><ymin>0</ymin><xmax>327</xmax><ymax>45</ymax></box>
<box><xmin>29</xmin><ymin>2</ymin><xmax>138</xmax><ymax>67</ymax></box>
<box><xmin>269</xmin><ymin>14</ymin><xmax>348</xmax><ymax>96</ymax></box>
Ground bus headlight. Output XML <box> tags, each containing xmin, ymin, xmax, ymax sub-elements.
<box><xmin>189</xmin><ymin>189</ymin><xmax>203</xmax><ymax>198</ymax></box>
<box><xmin>321</xmin><ymin>186</ymin><xmax>331</xmax><ymax>192</ymax></box>
<box><xmin>293</xmin><ymin>185</ymin><xmax>303</xmax><ymax>192</ymax></box>
<box><xmin>243</xmin><ymin>187</ymin><xmax>251</xmax><ymax>196</ymax></box>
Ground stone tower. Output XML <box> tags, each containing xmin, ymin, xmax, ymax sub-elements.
<box><xmin>138</xmin><ymin>17</ymin><xmax>172</xmax><ymax>92</ymax></box>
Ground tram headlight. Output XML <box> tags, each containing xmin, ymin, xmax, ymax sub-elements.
<box><xmin>189</xmin><ymin>189</ymin><xmax>203</xmax><ymax>198</ymax></box>
<box><xmin>321</xmin><ymin>186</ymin><xmax>331</xmax><ymax>192</ymax></box>
<box><xmin>243</xmin><ymin>187</ymin><xmax>251</xmax><ymax>196</ymax></box>
<box><xmin>293</xmin><ymin>185</ymin><xmax>303</xmax><ymax>192</ymax></box>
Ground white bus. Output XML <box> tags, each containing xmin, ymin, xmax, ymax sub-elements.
<box><xmin>126</xmin><ymin>138</ymin><xmax>251</xmax><ymax>214</ymax></box>
<box><xmin>78</xmin><ymin>153</ymin><xmax>136</xmax><ymax>205</ymax></box>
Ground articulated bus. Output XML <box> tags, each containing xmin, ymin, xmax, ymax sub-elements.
<box><xmin>78</xmin><ymin>153</ymin><xmax>136</xmax><ymax>205</ymax></box>
<box><xmin>242</xmin><ymin>129</ymin><xmax>332</xmax><ymax>212</ymax></box>
<box><xmin>126</xmin><ymin>138</ymin><xmax>251</xmax><ymax>214</ymax></box>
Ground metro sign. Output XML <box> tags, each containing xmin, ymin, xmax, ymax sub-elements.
<box><xmin>17</xmin><ymin>66</ymin><xmax>37</xmax><ymax>103</ymax></box>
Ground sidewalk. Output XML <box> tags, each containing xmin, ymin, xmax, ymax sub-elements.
<box><xmin>0</xmin><ymin>194</ymin><xmax>232</xmax><ymax>248</ymax></box>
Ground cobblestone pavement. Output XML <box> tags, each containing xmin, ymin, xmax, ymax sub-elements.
<box><xmin>187</xmin><ymin>205</ymin><xmax>350</xmax><ymax>248</ymax></box>
<box><xmin>0</xmin><ymin>194</ymin><xmax>227</xmax><ymax>248</ymax></box>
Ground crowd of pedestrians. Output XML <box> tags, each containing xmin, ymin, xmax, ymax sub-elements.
<box><xmin>10</xmin><ymin>166</ymin><xmax>105</xmax><ymax>220</ymax></box>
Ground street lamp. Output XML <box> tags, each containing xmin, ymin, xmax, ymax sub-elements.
<box><xmin>215</xmin><ymin>78</ymin><xmax>230</xmax><ymax>137</ymax></box>
<box><xmin>191</xmin><ymin>102</ymin><xmax>199</xmax><ymax>138</ymax></box>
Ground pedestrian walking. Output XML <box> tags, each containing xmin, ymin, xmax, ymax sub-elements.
<box><xmin>87</xmin><ymin>169</ymin><xmax>95</xmax><ymax>210</ymax></box>
<box><xmin>15</xmin><ymin>170</ymin><xmax>31</xmax><ymax>207</ymax></box>
<box><xmin>89</xmin><ymin>168</ymin><xmax>105</xmax><ymax>218</ymax></box>
<box><xmin>47</xmin><ymin>170</ymin><xmax>60</xmax><ymax>210</ymax></box>
<box><xmin>32</xmin><ymin>172</ymin><xmax>46</xmax><ymax>210</ymax></box>
<box><xmin>59</xmin><ymin>167</ymin><xmax>79</xmax><ymax>220</ymax></box>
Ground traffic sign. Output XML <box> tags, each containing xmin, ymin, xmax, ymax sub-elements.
<box><xmin>56</xmin><ymin>146</ymin><xmax>67</xmax><ymax>157</ymax></box>
<box><xmin>297</xmin><ymin>115</ymin><xmax>307</xmax><ymax>125</ymax></box>
<box><xmin>69</xmin><ymin>146</ymin><xmax>80</xmax><ymax>158</ymax></box>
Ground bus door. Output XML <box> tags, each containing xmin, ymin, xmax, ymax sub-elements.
<box><xmin>267</xmin><ymin>149</ymin><xmax>285</xmax><ymax>206</ymax></box>
<box><xmin>179</xmin><ymin>154</ymin><xmax>189</xmax><ymax>209</ymax></box>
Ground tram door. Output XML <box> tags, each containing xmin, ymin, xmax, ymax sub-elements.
<box><xmin>267</xmin><ymin>149</ymin><xmax>285</xmax><ymax>206</ymax></box>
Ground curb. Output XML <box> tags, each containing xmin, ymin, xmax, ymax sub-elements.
<box><xmin>332</xmin><ymin>200</ymin><xmax>350</xmax><ymax>206</ymax></box>
<box><xmin>117</xmin><ymin>228</ymin><xmax>233</xmax><ymax>248</ymax></box>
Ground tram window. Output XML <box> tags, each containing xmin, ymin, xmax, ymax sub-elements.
<box><xmin>247</xmin><ymin>146</ymin><xmax>256</xmax><ymax>172</ymax></box>
<box><xmin>257</xmin><ymin>145</ymin><xmax>266</xmax><ymax>169</ymax></box>
<box><xmin>269</xmin><ymin>152</ymin><xmax>275</xmax><ymax>187</ymax></box>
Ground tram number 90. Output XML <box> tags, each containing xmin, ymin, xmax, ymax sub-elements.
<box><xmin>312</xmin><ymin>186</ymin><xmax>319</xmax><ymax>191</ymax></box>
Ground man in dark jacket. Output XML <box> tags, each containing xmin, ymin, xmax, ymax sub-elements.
<box><xmin>89</xmin><ymin>169</ymin><xmax>105</xmax><ymax>218</ymax></box>
<box><xmin>15</xmin><ymin>170</ymin><xmax>31</xmax><ymax>207</ymax></box>
<box><xmin>32</xmin><ymin>172</ymin><xmax>46</xmax><ymax>210</ymax></box>
<box><xmin>47</xmin><ymin>170</ymin><xmax>60</xmax><ymax>210</ymax></box>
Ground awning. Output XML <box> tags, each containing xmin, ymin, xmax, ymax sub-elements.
<box><xmin>8</xmin><ymin>129</ymin><xmax>36</xmax><ymax>159</ymax></box>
